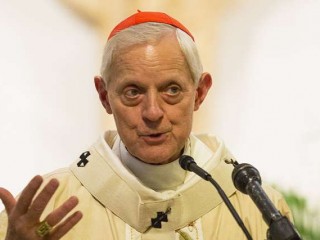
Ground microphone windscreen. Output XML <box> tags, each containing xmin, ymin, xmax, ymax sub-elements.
<box><xmin>232</xmin><ymin>163</ymin><xmax>262</xmax><ymax>194</ymax></box>
<box><xmin>179</xmin><ymin>155</ymin><xmax>195</xmax><ymax>170</ymax></box>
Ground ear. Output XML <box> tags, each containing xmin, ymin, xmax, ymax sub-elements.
<box><xmin>194</xmin><ymin>72</ymin><xmax>213</xmax><ymax>111</ymax></box>
<box><xmin>94</xmin><ymin>76</ymin><xmax>113</xmax><ymax>114</ymax></box>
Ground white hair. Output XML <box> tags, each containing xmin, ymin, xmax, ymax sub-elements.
<box><xmin>100</xmin><ymin>22</ymin><xmax>203</xmax><ymax>86</ymax></box>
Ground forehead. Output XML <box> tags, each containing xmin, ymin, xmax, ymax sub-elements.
<box><xmin>109</xmin><ymin>35</ymin><xmax>192</xmax><ymax>82</ymax></box>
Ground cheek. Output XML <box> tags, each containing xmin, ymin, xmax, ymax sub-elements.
<box><xmin>169</xmin><ymin>98</ymin><xmax>195</xmax><ymax>123</ymax></box>
<box><xmin>168</xmin><ymin>104</ymin><xmax>194</xmax><ymax>140</ymax></box>
<box><xmin>111</xmin><ymin>103</ymin><xmax>141</xmax><ymax>132</ymax></box>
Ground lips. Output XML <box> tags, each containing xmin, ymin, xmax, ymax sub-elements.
<box><xmin>139</xmin><ymin>131</ymin><xmax>169</xmax><ymax>145</ymax></box>
<box><xmin>139</xmin><ymin>129</ymin><xmax>170</xmax><ymax>136</ymax></box>
<box><xmin>148</xmin><ymin>133</ymin><xmax>162</xmax><ymax>137</ymax></box>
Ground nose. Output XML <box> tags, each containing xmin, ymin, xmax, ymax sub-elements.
<box><xmin>142</xmin><ymin>92</ymin><xmax>164</xmax><ymax>122</ymax></box>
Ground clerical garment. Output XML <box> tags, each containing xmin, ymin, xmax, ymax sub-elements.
<box><xmin>0</xmin><ymin>131</ymin><xmax>292</xmax><ymax>240</ymax></box>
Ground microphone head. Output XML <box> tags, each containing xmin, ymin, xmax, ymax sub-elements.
<box><xmin>232</xmin><ymin>163</ymin><xmax>262</xmax><ymax>194</ymax></box>
<box><xmin>179</xmin><ymin>155</ymin><xmax>195</xmax><ymax>171</ymax></box>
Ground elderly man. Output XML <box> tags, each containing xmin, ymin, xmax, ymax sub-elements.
<box><xmin>0</xmin><ymin>11</ymin><xmax>292</xmax><ymax>240</ymax></box>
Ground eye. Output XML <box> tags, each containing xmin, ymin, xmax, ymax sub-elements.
<box><xmin>124</xmin><ymin>88</ymin><xmax>140</xmax><ymax>98</ymax></box>
<box><xmin>165</xmin><ymin>85</ymin><xmax>181</xmax><ymax>96</ymax></box>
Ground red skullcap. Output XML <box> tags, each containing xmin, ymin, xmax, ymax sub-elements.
<box><xmin>108</xmin><ymin>10</ymin><xmax>194</xmax><ymax>41</ymax></box>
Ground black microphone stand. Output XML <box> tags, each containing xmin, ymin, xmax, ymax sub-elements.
<box><xmin>179</xmin><ymin>155</ymin><xmax>253</xmax><ymax>240</ymax></box>
<box><xmin>267</xmin><ymin>216</ymin><xmax>302</xmax><ymax>240</ymax></box>
<box><xmin>206</xmin><ymin>175</ymin><xmax>253</xmax><ymax>240</ymax></box>
<box><xmin>232</xmin><ymin>163</ymin><xmax>302</xmax><ymax>240</ymax></box>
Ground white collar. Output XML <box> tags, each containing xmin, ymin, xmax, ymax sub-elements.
<box><xmin>112</xmin><ymin>136</ymin><xmax>190</xmax><ymax>192</ymax></box>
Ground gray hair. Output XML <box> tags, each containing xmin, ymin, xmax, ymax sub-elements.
<box><xmin>100</xmin><ymin>22</ymin><xmax>203</xmax><ymax>86</ymax></box>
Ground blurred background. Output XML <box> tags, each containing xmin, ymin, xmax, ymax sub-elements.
<box><xmin>1</xmin><ymin>0</ymin><xmax>319</xmax><ymax>238</ymax></box>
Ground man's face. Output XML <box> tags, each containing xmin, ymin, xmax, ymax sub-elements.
<box><xmin>96</xmin><ymin>35</ymin><xmax>211</xmax><ymax>164</ymax></box>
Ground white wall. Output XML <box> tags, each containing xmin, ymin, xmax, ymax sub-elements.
<box><xmin>0</xmin><ymin>0</ymin><xmax>104</xmax><ymax>206</ymax></box>
<box><xmin>201</xmin><ymin>0</ymin><xmax>320</xmax><ymax>206</ymax></box>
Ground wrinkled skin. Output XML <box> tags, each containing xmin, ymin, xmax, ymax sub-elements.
<box><xmin>0</xmin><ymin>176</ymin><xmax>82</xmax><ymax>240</ymax></box>
<box><xmin>95</xmin><ymin>34</ymin><xmax>212</xmax><ymax>164</ymax></box>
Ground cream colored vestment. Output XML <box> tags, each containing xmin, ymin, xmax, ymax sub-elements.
<box><xmin>0</xmin><ymin>131</ymin><xmax>292</xmax><ymax>240</ymax></box>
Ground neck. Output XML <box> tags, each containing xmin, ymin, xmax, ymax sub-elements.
<box><xmin>112</xmin><ymin>136</ymin><xmax>191</xmax><ymax>191</ymax></box>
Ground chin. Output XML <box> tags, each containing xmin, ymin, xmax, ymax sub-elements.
<box><xmin>128</xmin><ymin>141</ymin><xmax>183</xmax><ymax>164</ymax></box>
<box><xmin>138</xmin><ymin>151</ymin><xmax>178</xmax><ymax>165</ymax></box>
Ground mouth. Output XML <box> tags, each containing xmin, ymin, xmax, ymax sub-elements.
<box><xmin>148</xmin><ymin>133</ymin><xmax>163</xmax><ymax>137</ymax></box>
<box><xmin>139</xmin><ymin>131</ymin><xmax>169</xmax><ymax>144</ymax></box>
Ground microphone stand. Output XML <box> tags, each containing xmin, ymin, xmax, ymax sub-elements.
<box><xmin>206</xmin><ymin>175</ymin><xmax>253</xmax><ymax>240</ymax></box>
<box><xmin>179</xmin><ymin>155</ymin><xmax>253</xmax><ymax>240</ymax></box>
<box><xmin>267</xmin><ymin>216</ymin><xmax>302</xmax><ymax>240</ymax></box>
<box><xmin>232</xmin><ymin>163</ymin><xmax>302</xmax><ymax>240</ymax></box>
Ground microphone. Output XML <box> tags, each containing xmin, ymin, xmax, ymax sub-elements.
<box><xmin>179</xmin><ymin>155</ymin><xmax>253</xmax><ymax>240</ymax></box>
<box><xmin>179</xmin><ymin>155</ymin><xmax>211</xmax><ymax>180</ymax></box>
<box><xmin>232</xmin><ymin>163</ymin><xmax>301</xmax><ymax>240</ymax></box>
